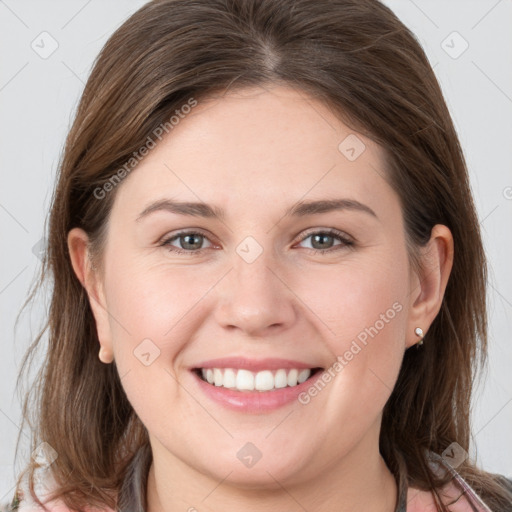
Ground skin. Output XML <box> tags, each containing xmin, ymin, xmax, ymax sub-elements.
<box><xmin>68</xmin><ymin>85</ymin><xmax>453</xmax><ymax>512</ymax></box>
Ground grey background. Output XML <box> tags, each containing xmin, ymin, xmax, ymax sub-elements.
<box><xmin>1</xmin><ymin>0</ymin><xmax>511</xmax><ymax>502</ymax></box>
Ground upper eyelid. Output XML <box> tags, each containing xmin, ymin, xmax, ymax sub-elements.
<box><xmin>297</xmin><ymin>227</ymin><xmax>353</xmax><ymax>242</ymax></box>
<box><xmin>160</xmin><ymin>229</ymin><xmax>216</xmax><ymax>245</ymax></box>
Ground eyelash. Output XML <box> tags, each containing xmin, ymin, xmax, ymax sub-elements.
<box><xmin>159</xmin><ymin>228</ymin><xmax>354</xmax><ymax>256</ymax></box>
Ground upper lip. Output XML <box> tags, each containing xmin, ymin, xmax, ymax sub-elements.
<box><xmin>191</xmin><ymin>357</ymin><xmax>323</xmax><ymax>372</ymax></box>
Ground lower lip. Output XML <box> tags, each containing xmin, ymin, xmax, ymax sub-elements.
<box><xmin>191</xmin><ymin>369</ymin><xmax>324</xmax><ymax>413</ymax></box>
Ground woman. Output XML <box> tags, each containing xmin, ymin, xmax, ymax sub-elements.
<box><xmin>9</xmin><ymin>0</ymin><xmax>512</xmax><ymax>511</ymax></box>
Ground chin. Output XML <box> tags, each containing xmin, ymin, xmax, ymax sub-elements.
<box><xmin>200</xmin><ymin>452</ymin><xmax>314</xmax><ymax>490</ymax></box>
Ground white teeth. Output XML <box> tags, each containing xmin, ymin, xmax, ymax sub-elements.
<box><xmin>236</xmin><ymin>369</ymin><xmax>254</xmax><ymax>390</ymax></box>
<box><xmin>298</xmin><ymin>369</ymin><xmax>311</xmax><ymax>384</ymax></box>
<box><xmin>254</xmin><ymin>370</ymin><xmax>274</xmax><ymax>391</ymax></box>
<box><xmin>274</xmin><ymin>369</ymin><xmax>288</xmax><ymax>388</ymax></box>
<box><xmin>287</xmin><ymin>369</ymin><xmax>298</xmax><ymax>386</ymax></box>
<box><xmin>223</xmin><ymin>368</ymin><xmax>236</xmax><ymax>388</ymax></box>
<box><xmin>213</xmin><ymin>368</ymin><xmax>223</xmax><ymax>386</ymax></box>
<box><xmin>198</xmin><ymin>367</ymin><xmax>314</xmax><ymax>392</ymax></box>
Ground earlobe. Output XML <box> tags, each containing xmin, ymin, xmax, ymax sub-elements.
<box><xmin>67</xmin><ymin>228</ymin><xmax>114</xmax><ymax>361</ymax></box>
<box><xmin>98</xmin><ymin>346</ymin><xmax>115</xmax><ymax>364</ymax></box>
<box><xmin>406</xmin><ymin>224</ymin><xmax>454</xmax><ymax>348</ymax></box>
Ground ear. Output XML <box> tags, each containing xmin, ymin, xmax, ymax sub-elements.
<box><xmin>67</xmin><ymin>227</ymin><xmax>114</xmax><ymax>363</ymax></box>
<box><xmin>405</xmin><ymin>224</ymin><xmax>454</xmax><ymax>349</ymax></box>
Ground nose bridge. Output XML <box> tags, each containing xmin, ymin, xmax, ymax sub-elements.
<box><xmin>233</xmin><ymin>240</ymin><xmax>276</xmax><ymax>294</ymax></box>
<box><xmin>213</xmin><ymin>236</ymin><xmax>296</xmax><ymax>335</ymax></box>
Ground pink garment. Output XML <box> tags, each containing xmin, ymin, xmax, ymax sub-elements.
<box><xmin>406</xmin><ymin>479</ymin><xmax>490</xmax><ymax>512</ymax></box>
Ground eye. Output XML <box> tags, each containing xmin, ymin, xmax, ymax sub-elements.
<box><xmin>159</xmin><ymin>228</ymin><xmax>354</xmax><ymax>256</ymax></box>
<box><xmin>160</xmin><ymin>230</ymin><xmax>214</xmax><ymax>255</ymax></box>
<box><xmin>295</xmin><ymin>228</ymin><xmax>354</xmax><ymax>253</ymax></box>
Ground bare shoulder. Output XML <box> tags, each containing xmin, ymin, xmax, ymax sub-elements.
<box><xmin>406</xmin><ymin>481</ymin><xmax>479</xmax><ymax>512</ymax></box>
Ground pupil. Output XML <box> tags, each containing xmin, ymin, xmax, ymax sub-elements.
<box><xmin>182</xmin><ymin>234</ymin><xmax>202</xmax><ymax>249</ymax></box>
<box><xmin>312</xmin><ymin>234</ymin><xmax>333</xmax><ymax>249</ymax></box>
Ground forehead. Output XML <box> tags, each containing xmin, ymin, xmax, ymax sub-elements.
<box><xmin>111</xmin><ymin>85</ymin><xmax>394</xmax><ymax>220</ymax></box>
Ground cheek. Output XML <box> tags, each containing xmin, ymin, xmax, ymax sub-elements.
<box><xmin>296</xmin><ymin>250</ymin><xmax>409</xmax><ymax>345</ymax></box>
<box><xmin>104</xmin><ymin>256</ymin><xmax>210</xmax><ymax>343</ymax></box>
<box><xmin>101</xmin><ymin>256</ymin><xmax>228</xmax><ymax>411</ymax></box>
<box><xmin>101</xmin><ymin>261</ymin><xmax>201</xmax><ymax>428</ymax></box>
<box><xmin>294</xmin><ymin>250</ymin><xmax>409</xmax><ymax>409</ymax></box>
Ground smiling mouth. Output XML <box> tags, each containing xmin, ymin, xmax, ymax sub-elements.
<box><xmin>192</xmin><ymin>367</ymin><xmax>324</xmax><ymax>392</ymax></box>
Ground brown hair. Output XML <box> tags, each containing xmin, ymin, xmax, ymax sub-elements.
<box><xmin>13</xmin><ymin>0</ymin><xmax>512</xmax><ymax>510</ymax></box>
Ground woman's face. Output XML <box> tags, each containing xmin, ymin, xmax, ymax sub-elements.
<box><xmin>78</xmin><ymin>85</ymin><xmax>433</xmax><ymax>487</ymax></box>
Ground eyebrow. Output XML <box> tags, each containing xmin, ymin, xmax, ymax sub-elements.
<box><xmin>135</xmin><ymin>197</ymin><xmax>377</xmax><ymax>222</ymax></box>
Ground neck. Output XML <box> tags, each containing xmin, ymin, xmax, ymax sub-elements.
<box><xmin>146</xmin><ymin>433</ymin><xmax>398</xmax><ymax>512</ymax></box>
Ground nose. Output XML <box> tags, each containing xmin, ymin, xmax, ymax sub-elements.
<box><xmin>213</xmin><ymin>250</ymin><xmax>297</xmax><ymax>337</ymax></box>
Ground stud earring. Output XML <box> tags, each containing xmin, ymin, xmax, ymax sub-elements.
<box><xmin>98</xmin><ymin>346</ymin><xmax>114</xmax><ymax>364</ymax></box>
<box><xmin>414</xmin><ymin>327</ymin><xmax>424</xmax><ymax>346</ymax></box>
